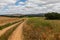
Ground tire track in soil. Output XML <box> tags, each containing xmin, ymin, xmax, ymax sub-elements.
<box><xmin>8</xmin><ymin>19</ymin><xmax>27</xmax><ymax>40</ymax></box>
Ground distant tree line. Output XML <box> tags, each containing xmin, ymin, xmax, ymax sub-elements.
<box><xmin>1</xmin><ymin>12</ymin><xmax>60</xmax><ymax>20</ymax></box>
<box><xmin>45</xmin><ymin>12</ymin><xmax>60</xmax><ymax>20</ymax></box>
<box><xmin>0</xmin><ymin>14</ymin><xmax>44</xmax><ymax>18</ymax></box>
<box><xmin>20</xmin><ymin>14</ymin><xmax>44</xmax><ymax>17</ymax></box>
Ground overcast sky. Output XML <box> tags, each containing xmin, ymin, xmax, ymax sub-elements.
<box><xmin>0</xmin><ymin>0</ymin><xmax>60</xmax><ymax>14</ymax></box>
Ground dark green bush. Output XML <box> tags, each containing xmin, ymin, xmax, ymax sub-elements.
<box><xmin>45</xmin><ymin>12</ymin><xmax>60</xmax><ymax>20</ymax></box>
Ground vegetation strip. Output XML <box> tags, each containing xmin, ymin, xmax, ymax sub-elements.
<box><xmin>0</xmin><ymin>19</ymin><xmax>24</xmax><ymax>30</ymax></box>
<box><xmin>0</xmin><ymin>19</ymin><xmax>24</xmax><ymax>40</ymax></box>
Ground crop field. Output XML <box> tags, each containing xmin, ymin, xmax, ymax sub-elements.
<box><xmin>23</xmin><ymin>17</ymin><xmax>60</xmax><ymax>40</ymax></box>
<box><xmin>0</xmin><ymin>16</ymin><xmax>20</xmax><ymax>26</ymax></box>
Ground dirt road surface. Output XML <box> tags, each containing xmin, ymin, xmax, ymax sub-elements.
<box><xmin>8</xmin><ymin>19</ymin><xmax>27</xmax><ymax>40</ymax></box>
<box><xmin>0</xmin><ymin>22</ymin><xmax>20</xmax><ymax>37</ymax></box>
<box><xmin>0</xmin><ymin>19</ymin><xmax>24</xmax><ymax>36</ymax></box>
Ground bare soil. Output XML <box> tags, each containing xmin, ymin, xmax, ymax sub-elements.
<box><xmin>8</xmin><ymin>19</ymin><xmax>27</xmax><ymax>40</ymax></box>
<box><xmin>0</xmin><ymin>22</ymin><xmax>20</xmax><ymax>36</ymax></box>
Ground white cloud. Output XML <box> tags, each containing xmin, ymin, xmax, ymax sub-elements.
<box><xmin>0</xmin><ymin>0</ymin><xmax>16</xmax><ymax>3</ymax></box>
<box><xmin>19</xmin><ymin>2</ymin><xmax>25</xmax><ymax>4</ymax></box>
<box><xmin>0</xmin><ymin>0</ymin><xmax>16</xmax><ymax>10</ymax></box>
<box><xmin>0</xmin><ymin>0</ymin><xmax>60</xmax><ymax>14</ymax></box>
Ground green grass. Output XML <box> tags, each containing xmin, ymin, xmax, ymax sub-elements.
<box><xmin>27</xmin><ymin>17</ymin><xmax>52</xmax><ymax>28</ymax></box>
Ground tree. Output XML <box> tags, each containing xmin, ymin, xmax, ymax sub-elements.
<box><xmin>45</xmin><ymin>12</ymin><xmax>60</xmax><ymax>20</ymax></box>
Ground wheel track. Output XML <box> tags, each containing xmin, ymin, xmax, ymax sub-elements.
<box><xmin>8</xmin><ymin>19</ymin><xmax>27</xmax><ymax>40</ymax></box>
<box><xmin>0</xmin><ymin>19</ymin><xmax>25</xmax><ymax>40</ymax></box>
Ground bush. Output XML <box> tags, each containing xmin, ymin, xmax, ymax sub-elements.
<box><xmin>45</xmin><ymin>12</ymin><xmax>60</xmax><ymax>20</ymax></box>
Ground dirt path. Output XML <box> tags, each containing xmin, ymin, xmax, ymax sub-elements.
<box><xmin>0</xmin><ymin>22</ymin><xmax>20</xmax><ymax>37</ymax></box>
<box><xmin>0</xmin><ymin>19</ymin><xmax>24</xmax><ymax>37</ymax></box>
<box><xmin>8</xmin><ymin>20</ymin><xmax>26</xmax><ymax>40</ymax></box>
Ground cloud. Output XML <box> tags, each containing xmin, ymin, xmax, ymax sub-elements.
<box><xmin>0</xmin><ymin>0</ymin><xmax>60</xmax><ymax>14</ymax></box>
<box><xmin>0</xmin><ymin>0</ymin><xmax>16</xmax><ymax>3</ymax></box>
<box><xmin>0</xmin><ymin>0</ymin><xmax>16</xmax><ymax>10</ymax></box>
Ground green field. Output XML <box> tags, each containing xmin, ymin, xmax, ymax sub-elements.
<box><xmin>23</xmin><ymin>17</ymin><xmax>60</xmax><ymax>40</ymax></box>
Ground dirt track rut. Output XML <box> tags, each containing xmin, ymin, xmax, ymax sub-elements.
<box><xmin>0</xmin><ymin>22</ymin><xmax>20</xmax><ymax>37</ymax></box>
<box><xmin>8</xmin><ymin>19</ymin><xmax>26</xmax><ymax>40</ymax></box>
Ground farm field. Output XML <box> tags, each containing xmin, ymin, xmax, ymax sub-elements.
<box><xmin>0</xmin><ymin>16</ymin><xmax>20</xmax><ymax>26</ymax></box>
<box><xmin>23</xmin><ymin>17</ymin><xmax>60</xmax><ymax>40</ymax></box>
<box><xmin>0</xmin><ymin>16</ymin><xmax>60</xmax><ymax>40</ymax></box>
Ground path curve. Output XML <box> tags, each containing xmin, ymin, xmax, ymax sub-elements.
<box><xmin>8</xmin><ymin>19</ymin><xmax>27</xmax><ymax>40</ymax></box>
<box><xmin>0</xmin><ymin>19</ymin><xmax>24</xmax><ymax>36</ymax></box>
<box><xmin>0</xmin><ymin>22</ymin><xmax>20</xmax><ymax>36</ymax></box>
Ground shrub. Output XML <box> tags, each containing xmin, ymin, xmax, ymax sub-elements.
<box><xmin>45</xmin><ymin>12</ymin><xmax>60</xmax><ymax>20</ymax></box>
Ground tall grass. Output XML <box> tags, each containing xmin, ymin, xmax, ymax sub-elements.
<box><xmin>23</xmin><ymin>17</ymin><xmax>60</xmax><ymax>40</ymax></box>
<box><xmin>27</xmin><ymin>17</ymin><xmax>52</xmax><ymax>28</ymax></box>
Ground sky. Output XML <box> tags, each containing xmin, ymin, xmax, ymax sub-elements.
<box><xmin>0</xmin><ymin>0</ymin><xmax>60</xmax><ymax>14</ymax></box>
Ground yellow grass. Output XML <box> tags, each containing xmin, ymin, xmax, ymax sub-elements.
<box><xmin>0</xmin><ymin>16</ymin><xmax>20</xmax><ymax>26</ymax></box>
<box><xmin>23</xmin><ymin>17</ymin><xmax>60</xmax><ymax>40</ymax></box>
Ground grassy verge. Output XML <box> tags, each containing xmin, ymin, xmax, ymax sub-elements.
<box><xmin>0</xmin><ymin>19</ymin><xmax>24</xmax><ymax>30</ymax></box>
<box><xmin>0</xmin><ymin>20</ymin><xmax>24</xmax><ymax>40</ymax></box>
<box><xmin>23</xmin><ymin>17</ymin><xmax>60</xmax><ymax>40</ymax></box>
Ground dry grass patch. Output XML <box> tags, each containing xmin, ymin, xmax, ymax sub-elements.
<box><xmin>0</xmin><ymin>16</ymin><xmax>21</xmax><ymax>30</ymax></box>
<box><xmin>0</xmin><ymin>16</ymin><xmax>20</xmax><ymax>26</ymax></box>
<box><xmin>23</xmin><ymin>17</ymin><xmax>60</xmax><ymax>40</ymax></box>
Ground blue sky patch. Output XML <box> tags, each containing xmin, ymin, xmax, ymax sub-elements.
<box><xmin>15</xmin><ymin>0</ymin><xmax>27</xmax><ymax>5</ymax></box>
